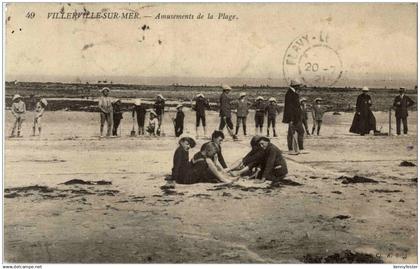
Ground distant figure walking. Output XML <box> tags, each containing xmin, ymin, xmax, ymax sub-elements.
<box><xmin>193</xmin><ymin>93</ymin><xmax>210</xmax><ymax>138</ymax></box>
<box><xmin>132</xmin><ymin>99</ymin><xmax>147</xmax><ymax>135</ymax></box>
<box><xmin>98</xmin><ymin>87</ymin><xmax>113</xmax><ymax>137</ymax></box>
<box><xmin>112</xmin><ymin>99</ymin><xmax>123</xmax><ymax>136</ymax></box>
<box><xmin>235</xmin><ymin>92</ymin><xmax>249</xmax><ymax>136</ymax></box>
<box><xmin>265</xmin><ymin>97</ymin><xmax>280</xmax><ymax>137</ymax></box>
<box><xmin>253</xmin><ymin>96</ymin><xmax>266</xmax><ymax>135</ymax></box>
<box><xmin>282</xmin><ymin>80</ymin><xmax>305</xmax><ymax>154</ymax></box>
<box><xmin>10</xmin><ymin>94</ymin><xmax>26</xmax><ymax>137</ymax></box>
<box><xmin>32</xmin><ymin>98</ymin><xmax>48</xmax><ymax>136</ymax></box>
<box><xmin>393</xmin><ymin>87</ymin><xmax>415</xmax><ymax>136</ymax></box>
<box><xmin>219</xmin><ymin>84</ymin><xmax>238</xmax><ymax>140</ymax></box>
<box><xmin>311</xmin><ymin>98</ymin><xmax>326</xmax><ymax>136</ymax></box>
<box><xmin>350</xmin><ymin>87</ymin><xmax>377</xmax><ymax>136</ymax></box>
<box><xmin>300</xmin><ymin>98</ymin><xmax>311</xmax><ymax>135</ymax></box>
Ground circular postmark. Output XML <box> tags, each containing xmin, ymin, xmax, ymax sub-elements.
<box><xmin>283</xmin><ymin>31</ymin><xmax>343</xmax><ymax>87</ymax></box>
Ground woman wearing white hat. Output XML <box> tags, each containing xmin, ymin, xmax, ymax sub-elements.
<box><xmin>32</xmin><ymin>98</ymin><xmax>48</xmax><ymax>136</ymax></box>
<box><xmin>10</xmin><ymin>94</ymin><xmax>26</xmax><ymax>137</ymax></box>
<box><xmin>235</xmin><ymin>92</ymin><xmax>249</xmax><ymax>136</ymax></box>
<box><xmin>132</xmin><ymin>99</ymin><xmax>147</xmax><ymax>135</ymax></box>
<box><xmin>350</xmin><ymin>86</ymin><xmax>377</xmax><ymax>135</ymax></box>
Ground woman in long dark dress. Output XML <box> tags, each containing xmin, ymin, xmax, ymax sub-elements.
<box><xmin>189</xmin><ymin>142</ymin><xmax>237</xmax><ymax>184</ymax></box>
<box><xmin>350</xmin><ymin>87</ymin><xmax>377</xmax><ymax>135</ymax></box>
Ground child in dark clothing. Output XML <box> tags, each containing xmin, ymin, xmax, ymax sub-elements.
<box><xmin>167</xmin><ymin>137</ymin><xmax>197</xmax><ymax>186</ymax></box>
<box><xmin>112</xmin><ymin>99</ymin><xmax>123</xmax><ymax>136</ymax></box>
<box><xmin>132</xmin><ymin>99</ymin><xmax>147</xmax><ymax>135</ymax></box>
<box><xmin>174</xmin><ymin>104</ymin><xmax>185</xmax><ymax>137</ymax></box>
<box><xmin>227</xmin><ymin>135</ymin><xmax>265</xmax><ymax>177</ymax></box>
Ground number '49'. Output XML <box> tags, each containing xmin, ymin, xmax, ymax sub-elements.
<box><xmin>26</xmin><ymin>12</ymin><xmax>35</xmax><ymax>19</ymax></box>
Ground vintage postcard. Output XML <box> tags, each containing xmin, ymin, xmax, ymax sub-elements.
<box><xmin>3</xmin><ymin>2</ymin><xmax>417</xmax><ymax>265</ymax></box>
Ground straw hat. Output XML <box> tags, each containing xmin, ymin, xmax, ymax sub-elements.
<box><xmin>176</xmin><ymin>104</ymin><xmax>183</xmax><ymax>109</ymax></box>
<box><xmin>314</xmin><ymin>97</ymin><xmax>323</xmax><ymax>102</ymax></box>
<box><xmin>40</xmin><ymin>98</ymin><xmax>48</xmax><ymax>106</ymax></box>
<box><xmin>150</xmin><ymin>110</ymin><xmax>157</xmax><ymax>116</ymax></box>
<box><xmin>300</xmin><ymin>97</ymin><xmax>307</xmax><ymax>103</ymax></box>
<box><xmin>362</xmin><ymin>86</ymin><xmax>369</xmax><ymax>92</ymax></box>
<box><xmin>100</xmin><ymin>87</ymin><xmax>110</xmax><ymax>93</ymax></box>
<box><xmin>269</xmin><ymin>97</ymin><xmax>276</xmax><ymax>102</ymax></box>
<box><xmin>290</xmin><ymin>79</ymin><xmax>303</xmax><ymax>87</ymax></box>
<box><xmin>222</xmin><ymin>84</ymin><xmax>232</xmax><ymax>91</ymax></box>
<box><xmin>239</xmin><ymin>92</ymin><xmax>246</xmax><ymax>98</ymax></box>
<box><xmin>12</xmin><ymin>94</ymin><xmax>22</xmax><ymax>101</ymax></box>
<box><xmin>134</xmin><ymin>99</ymin><xmax>142</xmax><ymax>106</ymax></box>
<box><xmin>256</xmin><ymin>96</ymin><xmax>264</xmax><ymax>100</ymax></box>
<box><xmin>157</xmin><ymin>94</ymin><xmax>165</xmax><ymax>100</ymax></box>
<box><xmin>196</xmin><ymin>93</ymin><xmax>204</xmax><ymax>98</ymax></box>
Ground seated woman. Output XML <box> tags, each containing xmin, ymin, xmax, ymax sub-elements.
<box><xmin>190</xmin><ymin>142</ymin><xmax>238</xmax><ymax>184</ymax></box>
<box><xmin>227</xmin><ymin>135</ymin><xmax>266</xmax><ymax>178</ymax></box>
<box><xmin>169</xmin><ymin>137</ymin><xmax>196</xmax><ymax>185</ymax></box>
<box><xmin>256</xmin><ymin>136</ymin><xmax>288</xmax><ymax>182</ymax></box>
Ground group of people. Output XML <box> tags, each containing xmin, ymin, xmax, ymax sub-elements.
<box><xmin>167</xmin><ymin>130</ymin><xmax>288</xmax><ymax>186</ymax></box>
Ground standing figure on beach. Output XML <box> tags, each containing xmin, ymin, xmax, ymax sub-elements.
<box><xmin>32</xmin><ymin>98</ymin><xmax>48</xmax><ymax>136</ymax></box>
<box><xmin>300</xmin><ymin>98</ymin><xmax>311</xmax><ymax>135</ymax></box>
<box><xmin>393</xmin><ymin>87</ymin><xmax>415</xmax><ymax>136</ymax></box>
<box><xmin>311</xmin><ymin>98</ymin><xmax>326</xmax><ymax>136</ymax></box>
<box><xmin>98</xmin><ymin>87</ymin><xmax>113</xmax><ymax>137</ymax></box>
<box><xmin>253</xmin><ymin>96</ymin><xmax>266</xmax><ymax>135</ymax></box>
<box><xmin>219</xmin><ymin>84</ymin><xmax>238</xmax><ymax>140</ymax></box>
<box><xmin>350</xmin><ymin>87</ymin><xmax>377</xmax><ymax>136</ymax></box>
<box><xmin>10</xmin><ymin>94</ymin><xmax>26</xmax><ymax>137</ymax></box>
<box><xmin>235</xmin><ymin>92</ymin><xmax>249</xmax><ymax>136</ymax></box>
<box><xmin>265</xmin><ymin>97</ymin><xmax>280</xmax><ymax>137</ymax></box>
<box><xmin>174</xmin><ymin>104</ymin><xmax>185</xmax><ymax>137</ymax></box>
<box><xmin>132</xmin><ymin>99</ymin><xmax>147</xmax><ymax>135</ymax></box>
<box><xmin>193</xmin><ymin>93</ymin><xmax>210</xmax><ymax>138</ymax></box>
<box><xmin>154</xmin><ymin>94</ymin><xmax>166</xmax><ymax>135</ymax></box>
<box><xmin>282</xmin><ymin>80</ymin><xmax>305</xmax><ymax>154</ymax></box>
<box><xmin>112</xmin><ymin>99</ymin><xmax>123</xmax><ymax>136</ymax></box>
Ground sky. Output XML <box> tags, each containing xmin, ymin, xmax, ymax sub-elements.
<box><xmin>5</xmin><ymin>3</ymin><xmax>418</xmax><ymax>87</ymax></box>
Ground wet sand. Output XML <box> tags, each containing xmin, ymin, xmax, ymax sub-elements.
<box><xmin>4</xmin><ymin>110</ymin><xmax>417</xmax><ymax>263</ymax></box>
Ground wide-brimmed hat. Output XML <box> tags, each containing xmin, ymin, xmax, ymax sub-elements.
<box><xmin>256</xmin><ymin>136</ymin><xmax>270</xmax><ymax>143</ymax></box>
<box><xmin>314</xmin><ymin>97</ymin><xmax>323</xmax><ymax>102</ymax></box>
<box><xmin>12</xmin><ymin>94</ymin><xmax>22</xmax><ymax>101</ymax></box>
<box><xmin>134</xmin><ymin>99</ymin><xmax>142</xmax><ymax>106</ymax></box>
<box><xmin>362</xmin><ymin>86</ymin><xmax>369</xmax><ymax>92</ymax></box>
<box><xmin>269</xmin><ymin>97</ymin><xmax>276</xmax><ymax>102</ymax></box>
<box><xmin>222</xmin><ymin>84</ymin><xmax>232</xmax><ymax>91</ymax></box>
<box><xmin>176</xmin><ymin>104</ymin><xmax>183</xmax><ymax>109</ymax></box>
<box><xmin>196</xmin><ymin>93</ymin><xmax>204</xmax><ymax>98</ymax></box>
<box><xmin>157</xmin><ymin>94</ymin><xmax>166</xmax><ymax>100</ymax></box>
<box><xmin>114</xmin><ymin>99</ymin><xmax>121</xmax><ymax>103</ymax></box>
<box><xmin>150</xmin><ymin>110</ymin><xmax>157</xmax><ymax>116</ymax></box>
<box><xmin>256</xmin><ymin>96</ymin><xmax>264</xmax><ymax>100</ymax></box>
<box><xmin>239</xmin><ymin>92</ymin><xmax>246</xmax><ymax>98</ymax></box>
<box><xmin>100</xmin><ymin>87</ymin><xmax>110</xmax><ymax>93</ymax></box>
<box><xmin>290</xmin><ymin>79</ymin><xmax>303</xmax><ymax>87</ymax></box>
<box><xmin>180</xmin><ymin>136</ymin><xmax>196</xmax><ymax>148</ymax></box>
<box><xmin>300</xmin><ymin>98</ymin><xmax>307</xmax><ymax>102</ymax></box>
<box><xmin>399</xmin><ymin>87</ymin><xmax>406</xmax><ymax>92</ymax></box>
<box><xmin>40</xmin><ymin>98</ymin><xmax>48</xmax><ymax>106</ymax></box>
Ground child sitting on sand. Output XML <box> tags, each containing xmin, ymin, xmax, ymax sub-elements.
<box><xmin>32</xmin><ymin>98</ymin><xmax>47</xmax><ymax>136</ymax></box>
<box><xmin>189</xmin><ymin>142</ymin><xmax>238</xmax><ymax>184</ymax></box>
<box><xmin>166</xmin><ymin>137</ymin><xmax>196</xmax><ymax>187</ymax></box>
<box><xmin>146</xmin><ymin>110</ymin><xmax>160</xmax><ymax>136</ymax></box>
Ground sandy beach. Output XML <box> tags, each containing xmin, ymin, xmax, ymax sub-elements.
<box><xmin>4</xmin><ymin>109</ymin><xmax>417</xmax><ymax>263</ymax></box>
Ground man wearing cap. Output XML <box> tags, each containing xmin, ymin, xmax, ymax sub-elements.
<box><xmin>154</xmin><ymin>94</ymin><xmax>166</xmax><ymax>134</ymax></box>
<box><xmin>300</xmin><ymin>98</ymin><xmax>311</xmax><ymax>135</ymax></box>
<box><xmin>350</xmin><ymin>86</ymin><xmax>377</xmax><ymax>136</ymax></box>
<box><xmin>10</xmin><ymin>94</ymin><xmax>26</xmax><ymax>137</ymax></box>
<box><xmin>256</xmin><ymin>136</ymin><xmax>288</xmax><ymax>182</ymax></box>
<box><xmin>132</xmin><ymin>99</ymin><xmax>147</xmax><ymax>135</ymax></box>
<box><xmin>98</xmin><ymin>87</ymin><xmax>113</xmax><ymax>137</ymax></box>
<box><xmin>32</xmin><ymin>98</ymin><xmax>48</xmax><ymax>136</ymax></box>
<box><xmin>193</xmin><ymin>93</ymin><xmax>210</xmax><ymax>138</ymax></box>
<box><xmin>235</xmin><ymin>92</ymin><xmax>249</xmax><ymax>136</ymax></box>
<box><xmin>393</xmin><ymin>87</ymin><xmax>415</xmax><ymax>136</ymax></box>
<box><xmin>253</xmin><ymin>96</ymin><xmax>266</xmax><ymax>135</ymax></box>
<box><xmin>265</xmin><ymin>97</ymin><xmax>281</xmax><ymax>137</ymax></box>
<box><xmin>283</xmin><ymin>80</ymin><xmax>305</xmax><ymax>153</ymax></box>
<box><xmin>219</xmin><ymin>85</ymin><xmax>238</xmax><ymax>140</ymax></box>
<box><xmin>174</xmin><ymin>104</ymin><xmax>185</xmax><ymax>137</ymax></box>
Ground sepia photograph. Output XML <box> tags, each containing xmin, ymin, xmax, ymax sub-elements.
<box><xmin>3</xmin><ymin>2</ymin><xmax>418</xmax><ymax>264</ymax></box>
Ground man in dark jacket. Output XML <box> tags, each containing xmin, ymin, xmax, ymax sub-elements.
<box><xmin>193</xmin><ymin>93</ymin><xmax>210</xmax><ymax>138</ymax></box>
<box><xmin>282</xmin><ymin>79</ymin><xmax>305</xmax><ymax>154</ymax></box>
<box><xmin>393</xmin><ymin>87</ymin><xmax>415</xmax><ymax>136</ymax></box>
<box><xmin>154</xmin><ymin>94</ymin><xmax>165</xmax><ymax>133</ymax></box>
<box><xmin>257</xmin><ymin>136</ymin><xmax>288</xmax><ymax>182</ymax></box>
<box><xmin>219</xmin><ymin>84</ymin><xmax>238</xmax><ymax>140</ymax></box>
